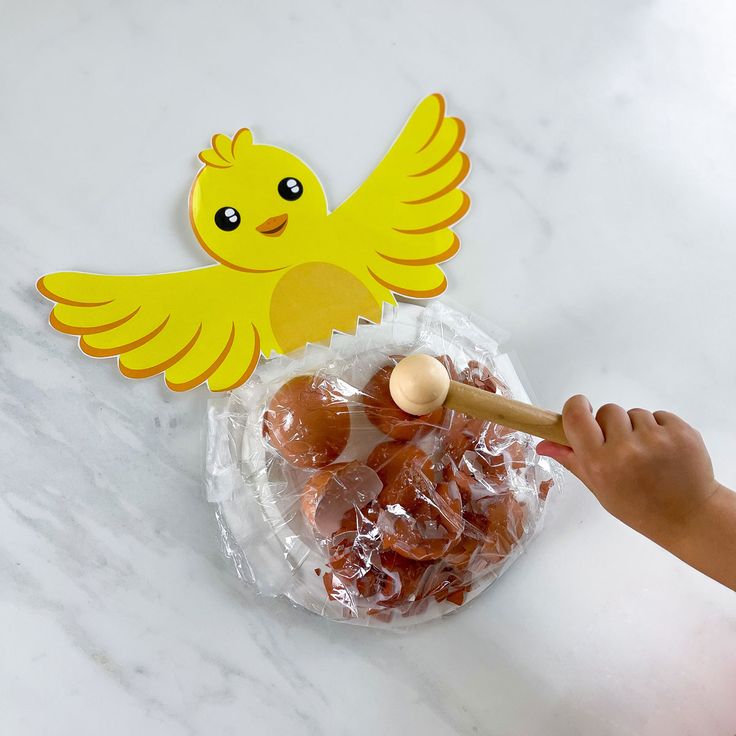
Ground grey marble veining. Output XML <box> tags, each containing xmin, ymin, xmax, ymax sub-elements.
<box><xmin>2</xmin><ymin>1</ymin><xmax>736</xmax><ymax>734</ymax></box>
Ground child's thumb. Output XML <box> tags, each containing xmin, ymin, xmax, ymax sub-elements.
<box><xmin>537</xmin><ymin>440</ymin><xmax>579</xmax><ymax>475</ymax></box>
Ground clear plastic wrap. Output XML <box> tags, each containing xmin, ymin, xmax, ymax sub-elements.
<box><xmin>206</xmin><ymin>302</ymin><xmax>561</xmax><ymax>628</ymax></box>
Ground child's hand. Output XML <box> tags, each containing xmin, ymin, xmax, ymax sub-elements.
<box><xmin>537</xmin><ymin>396</ymin><xmax>736</xmax><ymax>590</ymax></box>
<box><xmin>537</xmin><ymin>396</ymin><xmax>718</xmax><ymax>543</ymax></box>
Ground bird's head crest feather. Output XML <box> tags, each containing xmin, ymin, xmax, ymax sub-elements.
<box><xmin>198</xmin><ymin>128</ymin><xmax>253</xmax><ymax>168</ymax></box>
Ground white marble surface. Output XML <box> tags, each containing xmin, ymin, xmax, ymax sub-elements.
<box><xmin>2</xmin><ymin>1</ymin><xmax>735</xmax><ymax>733</ymax></box>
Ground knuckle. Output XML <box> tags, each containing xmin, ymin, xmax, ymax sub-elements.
<box><xmin>653</xmin><ymin>410</ymin><xmax>681</xmax><ymax>425</ymax></box>
<box><xmin>564</xmin><ymin>394</ymin><xmax>590</xmax><ymax>413</ymax></box>
<box><xmin>672</xmin><ymin>424</ymin><xmax>698</xmax><ymax>446</ymax></box>
<box><xmin>611</xmin><ymin>438</ymin><xmax>644</xmax><ymax>464</ymax></box>
<box><xmin>648</xmin><ymin>429</ymin><xmax>669</xmax><ymax>446</ymax></box>
<box><xmin>625</xmin><ymin>441</ymin><xmax>645</xmax><ymax>459</ymax></box>
<box><xmin>563</xmin><ymin>397</ymin><xmax>592</xmax><ymax>422</ymax></box>
<box><xmin>596</xmin><ymin>403</ymin><xmax>621</xmax><ymax>421</ymax></box>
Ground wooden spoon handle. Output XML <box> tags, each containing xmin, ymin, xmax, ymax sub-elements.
<box><xmin>445</xmin><ymin>381</ymin><xmax>569</xmax><ymax>446</ymax></box>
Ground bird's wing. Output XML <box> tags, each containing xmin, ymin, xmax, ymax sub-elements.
<box><xmin>37</xmin><ymin>265</ymin><xmax>275</xmax><ymax>391</ymax></box>
<box><xmin>329</xmin><ymin>93</ymin><xmax>469</xmax><ymax>298</ymax></box>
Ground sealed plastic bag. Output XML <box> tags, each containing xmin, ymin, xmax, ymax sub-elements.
<box><xmin>206</xmin><ymin>302</ymin><xmax>560</xmax><ymax>627</ymax></box>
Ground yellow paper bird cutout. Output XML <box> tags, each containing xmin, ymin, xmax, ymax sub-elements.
<box><xmin>37</xmin><ymin>93</ymin><xmax>470</xmax><ymax>392</ymax></box>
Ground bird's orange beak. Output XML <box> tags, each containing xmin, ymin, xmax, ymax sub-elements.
<box><xmin>256</xmin><ymin>213</ymin><xmax>288</xmax><ymax>237</ymax></box>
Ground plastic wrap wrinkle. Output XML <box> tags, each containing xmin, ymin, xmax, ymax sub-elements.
<box><xmin>206</xmin><ymin>302</ymin><xmax>562</xmax><ymax>628</ymax></box>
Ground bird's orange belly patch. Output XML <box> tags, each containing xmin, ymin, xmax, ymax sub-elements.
<box><xmin>270</xmin><ymin>262</ymin><xmax>381</xmax><ymax>354</ymax></box>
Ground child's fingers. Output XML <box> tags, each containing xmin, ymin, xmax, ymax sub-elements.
<box><xmin>562</xmin><ymin>394</ymin><xmax>604</xmax><ymax>451</ymax></box>
<box><xmin>536</xmin><ymin>440</ymin><xmax>579</xmax><ymax>473</ymax></box>
<box><xmin>628</xmin><ymin>408</ymin><xmax>657</xmax><ymax>429</ymax></box>
<box><xmin>653</xmin><ymin>410</ymin><xmax>686</xmax><ymax>427</ymax></box>
<box><xmin>596</xmin><ymin>403</ymin><xmax>632</xmax><ymax>440</ymax></box>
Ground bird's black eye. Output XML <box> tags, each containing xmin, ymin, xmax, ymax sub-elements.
<box><xmin>278</xmin><ymin>177</ymin><xmax>303</xmax><ymax>201</ymax></box>
<box><xmin>214</xmin><ymin>206</ymin><xmax>240</xmax><ymax>231</ymax></box>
